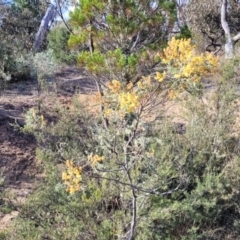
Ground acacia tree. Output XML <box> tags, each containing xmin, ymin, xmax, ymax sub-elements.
<box><xmin>67</xmin><ymin>0</ymin><xmax>178</xmax><ymax>129</ymax></box>
<box><xmin>60</xmin><ymin>38</ymin><xmax>219</xmax><ymax>240</ymax></box>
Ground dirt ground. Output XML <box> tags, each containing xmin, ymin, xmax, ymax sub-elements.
<box><xmin>0</xmin><ymin>67</ymin><xmax>97</xmax><ymax>229</ymax></box>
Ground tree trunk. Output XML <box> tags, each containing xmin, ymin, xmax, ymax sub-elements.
<box><xmin>33</xmin><ymin>4</ymin><xmax>56</xmax><ymax>51</ymax></box>
<box><xmin>221</xmin><ymin>0</ymin><xmax>234</xmax><ymax>58</ymax></box>
<box><xmin>175</xmin><ymin>0</ymin><xmax>188</xmax><ymax>28</ymax></box>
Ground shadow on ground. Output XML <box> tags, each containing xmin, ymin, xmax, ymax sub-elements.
<box><xmin>0</xmin><ymin>115</ymin><xmax>37</xmax><ymax>186</ymax></box>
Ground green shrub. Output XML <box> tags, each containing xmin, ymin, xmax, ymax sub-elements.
<box><xmin>47</xmin><ymin>26</ymin><xmax>77</xmax><ymax>65</ymax></box>
<box><xmin>0</xmin><ymin>42</ymin><xmax>15</xmax><ymax>82</ymax></box>
<box><xmin>137</xmin><ymin>61</ymin><xmax>240</xmax><ymax>239</ymax></box>
<box><xmin>176</xmin><ymin>25</ymin><xmax>192</xmax><ymax>39</ymax></box>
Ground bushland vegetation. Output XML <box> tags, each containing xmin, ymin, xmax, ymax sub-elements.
<box><xmin>1</xmin><ymin>1</ymin><xmax>240</xmax><ymax>240</ymax></box>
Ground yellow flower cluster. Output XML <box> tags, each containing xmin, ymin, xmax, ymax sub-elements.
<box><xmin>62</xmin><ymin>155</ymin><xmax>105</xmax><ymax>194</ymax></box>
<box><xmin>161</xmin><ymin>37</ymin><xmax>219</xmax><ymax>82</ymax></box>
<box><xmin>103</xmin><ymin>79</ymin><xmax>141</xmax><ymax>114</ymax></box>
<box><xmin>107</xmin><ymin>80</ymin><xmax>122</xmax><ymax>93</ymax></box>
<box><xmin>176</xmin><ymin>53</ymin><xmax>219</xmax><ymax>82</ymax></box>
<box><xmin>118</xmin><ymin>92</ymin><xmax>139</xmax><ymax>113</ymax></box>
<box><xmin>62</xmin><ymin>160</ymin><xmax>82</xmax><ymax>194</ymax></box>
<box><xmin>155</xmin><ymin>71</ymin><xmax>166</xmax><ymax>82</ymax></box>
<box><xmin>162</xmin><ymin>37</ymin><xmax>194</xmax><ymax>66</ymax></box>
<box><xmin>88</xmin><ymin>154</ymin><xmax>104</xmax><ymax>166</ymax></box>
<box><xmin>104</xmin><ymin>108</ymin><xmax>112</xmax><ymax>117</ymax></box>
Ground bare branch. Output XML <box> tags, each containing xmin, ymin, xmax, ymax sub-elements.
<box><xmin>44</xmin><ymin>0</ymin><xmax>74</xmax><ymax>34</ymax></box>
<box><xmin>232</xmin><ymin>32</ymin><xmax>240</xmax><ymax>43</ymax></box>
<box><xmin>130</xmin><ymin>31</ymin><xmax>140</xmax><ymax>53</ymax></box>
<box><xmin>94</xmin><ymin>77</ymin><xmax>109</xmax><ymax>129</ymax></box>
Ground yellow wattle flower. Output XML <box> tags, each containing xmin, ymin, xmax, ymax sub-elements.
<box><xmin>104</xmin><ymin>108</ymin><xmax>112</xmax><ymax>117</ymax></box>
<box><xmin>137</xmin><ymin>81</ymin><xmax>144</xmax><ymax>89</ymax></box>
<box><xmin>66</xmin><ymin>160</ymin><xmax>73</xmax><ymax>167</ymax></box>
<box><xmin>160</xmin><ymin>37</ymin><xmax>219</xmax><ymax>88</ymax></box>
<box><xmin>63</xmin><ymin>160</ymin><xmax>83</xmax><ymax>194</ymax></box>
<box><xmin>118</xmin><ymin>92</ymin><xmax>139</xmax><ymax>113</ymax></box>
<box><xmin>107</xmin><ymin>80</ymin><xmax>122</xmax><ymax>93</ymax></box>
<box><xmin>73</xmin><ymin>178</ymin><xmax>80</xmax><ymax>184</ymax></box>
<box><xmin>68</xmin><ymin>185</ymin><xmax>78</xmax><ymax>194</ymax></box>
<box><xmin>155</xmin><ymin>71</ymin><xmax>166</xmax><ymax>82</ymax></box>
<box><xmin>88</xmin><ymin>154</ymin><xmax>105</xmax><ymax>166</ymax></box>
<box><xmin>62</xmin><ymin>172</ymin><xmax>69</xmax><ymax>181</ymax></box>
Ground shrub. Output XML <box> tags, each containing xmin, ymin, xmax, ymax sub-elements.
<box><xmin>0</xmin><ymin>42</ymin><xmax>15</xmax><ymax>82</ymax></box>
<box><xmin>47</xmin><ymin>26</ymin><xmax>77</xmax><ymax>65</ymax></box>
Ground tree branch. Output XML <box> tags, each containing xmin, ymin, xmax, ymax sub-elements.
<box><xmin>232</xmin><ymin>32</ymin><xmax>240</xmax><ymax>43</ymax></box>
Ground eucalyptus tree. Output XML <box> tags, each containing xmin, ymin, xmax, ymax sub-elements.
<box><xmin>33</xmin><ymin>0</ymin><xmax>71</xmax><ymax>51</ymax></box>
<box><xmin>184</xmin><ymin>0</ymin><xmax>240</xmax><ymax>58</ymax></box>
<box><xmin>221</xmin><ymin>0</ymin><xmax>240</xmax><ymax>58</ymax></box>
<box><xmin>0</xmin><ymin>0</ymin><xmax>48</xmax><ymax>52</ymax></box>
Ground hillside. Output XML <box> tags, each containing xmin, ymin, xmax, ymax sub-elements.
<box><xmin>0</xmin><ymin>66</ymin><xmax>96</xmax><ymax>230</ymax></box>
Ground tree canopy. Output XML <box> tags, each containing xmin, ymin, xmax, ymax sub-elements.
<box><xmin>68</xmin><ymin>0</ymin><xmax>177</xmax><ymax>83</ymax></box>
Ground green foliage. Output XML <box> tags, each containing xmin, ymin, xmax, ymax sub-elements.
<box><xmin>0</xmin><ymin>231</ymin><xmax>8</xmax><ymax>240</ymax></box>
<box><xmin>0</xmin><ymin>41</ymin><xmax>16</xmax><ymax>82</ymax></box>
<box><xmin>31</xmin><ymin>49</ymin><xmax>59</xmax><ymax>94</ymax></box>
<box><xmin>176</xmin><ymin>25</ymin><xmax>192</xmax><ymax>39</ymax></box>
<box><xmin>23</xmin><ymin>98</ymin><xmax>95</xmax><ymax>163</ymax></box>
<box><xmin>137</xmin><ymin>77</ymin><xmax>240</xmax><ymax>239</ymax></box>
<box><xmin>47</xmin><ymin>26</ymin><xmax>77</xmax><ymax>65</ymax></box>
<box><xmin>12</xmin><ymin>103</ymin><xmax>131</xmax><ymax>239</ymax></box>
<box><xmin>11</xmin><ymin>53</ymin><xmax>35</xmax><ymax>81</ymax></box>
<box><xmin>68</xmin><ymin>0</ymin><xmax>177</xmax><ymax>83</ymax></box>
<box><xmin>33</xmin><ymin>49</ymin><xmax>59</xmax><ymax>78</ymax></box>
<box><xmin>0</xmin><ymin>0</ymin><xmax>47</xmax><ymax>82</ymax></box>
<box><xmin>2</xmin><ymin>0</ymin><xmax>47</xmax><ymax>51</ymax></box>
<box><xmin>77</xmin><ymin>50</ymin><xmax>105</xmax><ymax>74</ymax></box>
